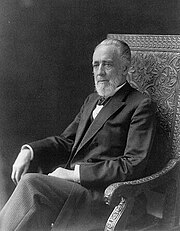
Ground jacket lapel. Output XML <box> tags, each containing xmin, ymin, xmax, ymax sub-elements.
<box><xmin>72</xmin><ymin>94</ymin><xmax>98</xmax><ymax>151</ymax></box>
<box><xmin>75</xmin><ymin>82</ymin><xmax>131</xmax><ymax>155</ymax></box>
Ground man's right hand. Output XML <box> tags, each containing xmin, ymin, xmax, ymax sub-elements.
<box><xmin>11</xmin><ymin>149</ymin><xmax>31</xmax><ymax>185</ymax></box>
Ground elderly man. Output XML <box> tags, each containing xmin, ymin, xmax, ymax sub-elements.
<box><xmin>0</xmin><ymin>39</ymin><xmax>156</xmax><ymax>230</ymax></box>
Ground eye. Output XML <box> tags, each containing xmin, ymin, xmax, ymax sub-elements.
<box><xmin>104</xmin><ymin>63</ymin><xmax>113</xmax><ymax>69</ymax></box>
<box><xmin>92</xmin><ymin>63</ymin><xmax>99</xmax><ymax>69</ymax></box>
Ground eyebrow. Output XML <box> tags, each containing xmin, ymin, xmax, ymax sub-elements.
<box><xmin>92</xmin><ymin>60</ymin><xmax>113</xmax><ymax>64</ymax></box>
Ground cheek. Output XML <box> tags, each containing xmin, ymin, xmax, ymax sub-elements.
<box><xmin>107</xmin><ymin>70</ymin><xmax>117</xmax><ymax>80</ymax></box>
<box><xmin>94</xmin><ymin>74</ymin><xmax>97</xmax><ymax>83</ymax></box>
<box><xmin>93</xmin><ymin>71</ymin><xmax>96</xmax><ymax>78</ymax></box>
<box><xmin>93</xmin><ymin>70</ymin><xmax>98</xmax><ymax>78</ymax></box>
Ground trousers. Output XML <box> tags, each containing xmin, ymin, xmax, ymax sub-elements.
<box><xmin>0</xmin><ymin>173</ymin><xmax>90</xmax><ymax>231</ymax></box>
<box><xmin>0</xmin><ymin>173</ymin><xmax>148</xmax><ymax>231</ymax></box>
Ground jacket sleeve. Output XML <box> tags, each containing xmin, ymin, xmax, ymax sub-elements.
<box><xmin>28</xmin><ymin>96</ymin><xmax>90</xmax><ymax>168</ymax></box>
<box><xmin>79</xmin><ymin>98</ymin><xmax>157</xmax><ymax>189</ymax></box>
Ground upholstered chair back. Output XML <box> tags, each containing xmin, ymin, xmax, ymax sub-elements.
<box><xmin>108</xmin><ymin>34</ymin><xmax>180</xmax><ymax>174</ymax></box>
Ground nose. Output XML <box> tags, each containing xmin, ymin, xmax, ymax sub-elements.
<box><xmin>97</xmin><ymin>64</ymin><xmax>105</xmax><ymax>76</ymax></box>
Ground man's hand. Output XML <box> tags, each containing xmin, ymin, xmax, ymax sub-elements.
<box><xmin>48</xmin><ymin>167</ymin><xmax>75</xmax><ymax>181</ymax></box>
<box><xmin>11</xmin><ymin>149</ymin><xmax>31</xmax><ymax>185</ymax></box>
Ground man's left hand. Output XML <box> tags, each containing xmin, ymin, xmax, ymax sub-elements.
<box><xmin>48</xmin><ymin>167</ymin><xmax>75</xmax><ymax>181</ymax></box>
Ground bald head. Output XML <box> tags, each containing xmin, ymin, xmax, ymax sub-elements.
<box><xmin>94</xmin><ymin>39</ymin><xmax>131</xmax><ymax>68</ymax></box>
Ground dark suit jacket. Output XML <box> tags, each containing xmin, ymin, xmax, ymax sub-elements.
<box><xmin>28</xmin><ymin>82</ymin><xmax>156</xmax><ymax>230</ymax></box>
<box><xmin>30</xmin><ymin>82</ymin><xmax>156</xmax><ymax>188</ymax></box>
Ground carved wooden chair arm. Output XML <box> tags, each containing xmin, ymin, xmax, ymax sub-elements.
<box><xmin>104</xmin><ymin>157</ymin><xmax>180</xmax><ymax>207</ymax></box>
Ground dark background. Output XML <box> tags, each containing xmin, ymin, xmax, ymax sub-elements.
<box><xmin>0</xmin><ymin>0</ymin><xmax>180</xmax><ymax>209</ymax></box>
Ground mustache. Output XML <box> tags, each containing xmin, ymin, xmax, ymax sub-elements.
<box><xmin>97</xmin><ymin>79</ymin><xmax>109</xmax><ymax>83</ymax></box>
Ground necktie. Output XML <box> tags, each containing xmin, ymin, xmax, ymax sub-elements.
<box><xmin>97</xmin><ymin>96</ymin><xmax>110</xmax><ymax>106</ymax></box>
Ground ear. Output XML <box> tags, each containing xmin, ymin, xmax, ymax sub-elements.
<box><xmin>122</xmin><ymin>64</ymin><xmax>129</xmax><ymax>75</ymax></box>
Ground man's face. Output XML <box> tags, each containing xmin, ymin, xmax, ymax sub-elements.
<box><xmin>92</xmin><ymin>45</ymin><xmax>126</xmax><ymax>97</ymax></box>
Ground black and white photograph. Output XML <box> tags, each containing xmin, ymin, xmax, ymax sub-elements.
<box><xmin>0</xmin><ymin>1</ymin><xmax>179</xmax><ymax>230</ymax></box>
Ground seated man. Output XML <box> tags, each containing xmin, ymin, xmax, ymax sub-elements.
<box><xmin>0</xmin><ymin>39</ymin><xmax>156</xmax><ymax>231</ymax></box>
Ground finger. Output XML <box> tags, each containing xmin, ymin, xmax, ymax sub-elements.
<box><xmin>14</xmin><ymin>167</ymin><xmax>24</xmax><ymax>184</ymax></box>
<box><xmin>11</xmin><ymin>166</ymin><xmax>17</xmax><ymax>185</ymax></box>
<box><xmin>15</xmin><ymin>161</ymin><xmax>30</xmax><ymax>184</ymax></box>
<box><xmin>21</xmin><ymin>162</ymin><xmax>30</xmax><ymax>178</ymax></box>
<box><xmin>11</xmin><ymin>165</ymin><xmax>21</xmax><ymax>185</ymax></box>
<box><xmin>48</xmin><ymin>170</ymin><xmax>58</xmax><ymax>177</ymax></box>
<box><xmin>48</xmin><ymin>172</ymin><xmax>55</xmax><ymax>177</ymax></box>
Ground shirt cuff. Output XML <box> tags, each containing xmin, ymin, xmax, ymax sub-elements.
<box><xmin>21</xmin><ymin>144</ymin><xmax>34</xmax><ymax>160</ymax></box>
<box><xmin>74</xmin><ymin>164</ymin><xmax>80</xmax><ymax>183</ymax></box>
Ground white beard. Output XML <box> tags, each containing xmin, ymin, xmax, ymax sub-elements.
<box><xmin>95</xmin><ymin>77</ymin><xmax>120</xmax><ymax>97</ymax></box>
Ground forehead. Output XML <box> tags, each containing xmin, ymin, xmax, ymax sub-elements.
<box><xmin>92</xmin><ymin>45</ymin><xmax>120</xmax><ymax>62</ymax></box>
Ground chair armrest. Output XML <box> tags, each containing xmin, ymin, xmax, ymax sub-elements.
<box><xmin>104</xmin><ymin>157</ymin><xmax>180</xmax><ymax>206</ymax></box>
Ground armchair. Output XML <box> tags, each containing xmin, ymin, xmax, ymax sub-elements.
<box><xmin>103</xmin><ymin>34</ymin><xmax>180</xmax><ymax>231</ymax></box>
<box><xmin>26</xmin><ymin>34</ymin><xmax>180</xmax><ymax>231</ymax></box>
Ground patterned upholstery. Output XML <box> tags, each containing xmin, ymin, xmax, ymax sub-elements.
<box><xmin>103</xmin><ymin>34</ymin><xmax>180</xmax><ymax>231</ymax></box>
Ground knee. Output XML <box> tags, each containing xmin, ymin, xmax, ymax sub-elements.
<box><xmin>19</xmin><ymin>173</ymin><xmax>41</xmax><ymax>187</ymax></box>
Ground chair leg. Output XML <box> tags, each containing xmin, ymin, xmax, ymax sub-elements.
<box><xmin>161</xmin><ymin>179</ymin><xmax>177</xmax><ymax>229</ymax></box>
<box><xmin>104</xmin><ymin>197</ymin><xmax>134</xmax><ymax>231</ymax></box>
